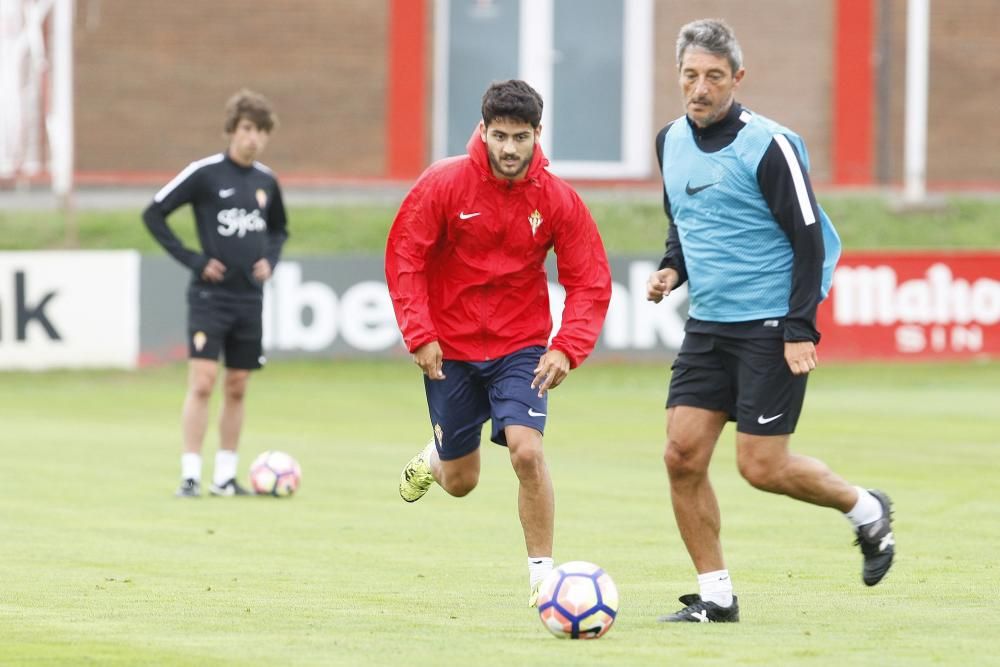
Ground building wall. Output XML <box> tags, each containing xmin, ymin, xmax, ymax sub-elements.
<box><xmin>70</xmin><ymin>0</ymin><xmax>998</xmax><ymax>187</ymax></box>
<box><xmin>73</xmin><ymin>0</ymin><xmax>388</xmax><ymax>179</ymax></box>
<box><xmin>884</xmin><ymin>0</ymin><xmax>1000</xmax><ymax>185</ymax></box>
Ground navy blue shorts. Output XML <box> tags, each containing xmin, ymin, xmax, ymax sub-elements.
<box><xmin>666</xmin><ymin>332</ymin><xmax>807</xmax><ymax>435</ymax></box>
<box><xmin>424</xmin><ymin>346</ymin><xmax>548</xmax><ymax>461</ymax></box>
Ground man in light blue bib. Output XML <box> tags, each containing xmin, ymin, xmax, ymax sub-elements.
<box><xmin>646</xmin><ymin>18</ymin><xmax>895</xmax><ymax>623</ymax></box>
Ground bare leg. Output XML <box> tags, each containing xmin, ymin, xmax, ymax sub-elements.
<box><xmin>434</xmin><ymin>447</ymin><xmax>481</xmax><ymax>498</ymax></box>
<box><xmin>664</xmin><ymin>406</ymin><xmax>729</xmax><ymax>573</ymax></box>
<box><xmin>735</xmin><ymin>433</ymin><xmax>858</xmax><ymax>511</ymax></box>
<box><xmin>182</xmin><ymin>359</ymin><xmax>218</xmax><ymax>454</ymax></box>
<box><xmin>506</xmin><ymin>425</ymin><xmax>553</xmax><ymax>558</ymax></box>
<box><xmin>219</xmin><ymin>368</ymin><xmax>251</xmax><ymax>452</ymax></box>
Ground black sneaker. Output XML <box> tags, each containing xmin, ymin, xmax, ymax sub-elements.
<box><xmin>175</xmin><ymin>478</ymin><xmax>201</xmax><ymax>497</ymax></box>
<box><xmin>658</xmin><ymin>594</ymin><xmax>740</xmax><ymax>623</ymax></box>
<box><xmin>855</xmin><ymin>488</ymin><xmax>895</xmax><ymax>586</ymax></box>
<box><xmin>209</xmin><ymin>478</ymin><xmax>252</xmax><ymax>496</ymax></box>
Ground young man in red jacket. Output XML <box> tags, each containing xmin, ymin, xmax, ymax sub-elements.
<box><xmin>385</xmin><ymin>79</ymin><xmax>612</xmax><ymax>606</ymax></box>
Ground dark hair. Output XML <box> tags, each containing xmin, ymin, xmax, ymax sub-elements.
<box><xmin>223</xmin><ymin>89</ymin><xmax>277</xmax><ymax>133</ymax></box>
<box><xmin>676</xmin><ymin>19</ymin><xmax>743</xmax><ymax>74</ymax></box>
<box><xmin>481</xmin><ymin>79</ymin><xmax>543</xmax><ymax>128</ymax></box>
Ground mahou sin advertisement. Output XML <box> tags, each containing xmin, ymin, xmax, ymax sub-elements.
<box><xmin>818</xmin><ymin>252</ymin><xmax>1000</xmax><ymax>360</ymax></box>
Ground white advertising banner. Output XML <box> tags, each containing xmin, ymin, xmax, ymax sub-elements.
<box><xmin>258</xmin><ymin>259</ymin><xmax>688</xmax><ymax>357</ymax></box>
<box><xmin>0</xmin><ymin>251</ymin><xmax>140</xmax><ymax>369</ymax></box>
<box><xmin>139</xmin><ymin>256</ymin><xmax>690</xmax><ymax>364</ymax></box>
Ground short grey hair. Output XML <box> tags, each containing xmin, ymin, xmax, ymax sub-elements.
<box><xmin>676</xmin><ymin>19</ymin><xmax>743</xmax><ymax>74</ymax></box>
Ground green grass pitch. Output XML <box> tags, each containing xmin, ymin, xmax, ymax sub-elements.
<box><xmin>1</xmin><ymin>359</ymin><xmax>998</xmax><ymax>665</ymax></box>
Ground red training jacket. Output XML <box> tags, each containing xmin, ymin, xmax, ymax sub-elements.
<box><xmin>385</xmin><ymin>131</ymin><xmax>611</xmax><ymax>368</ymax></box>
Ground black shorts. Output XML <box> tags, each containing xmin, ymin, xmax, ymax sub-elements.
<box><xmin>666</xmin><ymin>332</ymin><xmax>807</xmax><ymax>435</ymax></box>
<box><xmin>186</xmin><ymin>288</ymin><xmax>264</xmax><ymax>370</ymax></box>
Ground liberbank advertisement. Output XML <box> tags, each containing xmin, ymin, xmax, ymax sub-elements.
<box><xmin>1</xmin><ymin>251</ymin><xmax>997</xmax><ymax>370</ymax></box>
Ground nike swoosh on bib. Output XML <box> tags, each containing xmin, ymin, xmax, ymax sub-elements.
<box><xmin>685</xmin><ymin>180</ymin><xmax>720</xmax><ymax>196</ymax></box>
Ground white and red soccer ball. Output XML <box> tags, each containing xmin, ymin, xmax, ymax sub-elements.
<box><xmin>248</xmin><ymin>450</ymin><xmax>301</xmax><ymax>497</ymax></box>
<box><xmin>537</xmin><ymin>561</ymin><xmax>619</xmax><ymax>639</ymax></box>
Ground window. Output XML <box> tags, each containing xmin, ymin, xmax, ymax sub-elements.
<box><xmin>434</xmin><ymin>0</ymin><xmax>653</xmax><ymax>178</ymax></box>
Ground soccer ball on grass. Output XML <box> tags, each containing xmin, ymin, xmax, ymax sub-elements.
<box><xmin>536</xmin><ymin>560</ymin><xmax>619</xmax><ymax>639</ymax></box>
<box><xmin>248</xmin><ymin>450</ymin><xmax>301</xmax><ymax>497</ymax></box>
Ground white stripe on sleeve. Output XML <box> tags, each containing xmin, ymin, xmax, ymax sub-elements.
<box><xmin>772</xmin><ymin>134</ymin><xmax>816</xmax><ymax>226</ymax></box>
<box><xmin>153</xmin><ymin>153</ymin><xmax>225</xmax><ymax>203</ymax></box>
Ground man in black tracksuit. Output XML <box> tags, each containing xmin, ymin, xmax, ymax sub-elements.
<box><xmin>143</xmin><ymin>89</ymin><xmax>288</xmax><ymax>497</ymax></box>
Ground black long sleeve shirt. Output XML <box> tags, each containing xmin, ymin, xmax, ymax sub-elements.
<box><xmin>142</xmin><ymin>152</ymin><xmax>289</xmax><ymax>299</ymax></box>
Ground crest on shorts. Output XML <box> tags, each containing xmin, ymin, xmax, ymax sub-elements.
<box><xmin>528</xmin><ymin>209</ymin><xmax>543</xmax><ymax>236</ymax></box>
<box><xmin>192</xmin><ymin>331</ymin><xmax>207</xmax><ymax>352</ymax></box>
<box><xmin>255</xmin><ymin>188</ymin><xmax>268</xmax><ymax>208</ymax></box>
<box><xmin>434</xmin><ymin>423</ymin><xmax>444</xmax><ymax>447</ymax></box>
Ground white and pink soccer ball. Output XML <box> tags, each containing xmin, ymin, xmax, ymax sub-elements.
<box><xmin>249</xmin><ymin>450</ymin><xmax>301</xmax><ymax>497</ymax></box>
<box><xmin>537</xmin><ymin>561</ymin><xmax>619</xmax><ymax>639</ymax></box>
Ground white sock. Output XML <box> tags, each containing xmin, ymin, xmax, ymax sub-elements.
<box><xmin>181</xmin><ymin>453</ymin><xmax>202</xmax><ymax>481</ymax></box>
<box><xmin>213</xmin><ymin>450</ymin><xmax>238</xmax><ymax>486</ymax></box>
<box><xmin>422</xmin><ymin>440</ymin><xmax>437</xmax><ymax>465</ymax></box>
<box><xmin>697</xmin><ymin>569</ymin><xmax>734</xmax><ymax>607</ymax></box>
<box><xmin>844</xmin><ymin>486</ymin><xmax>883</xmax><ymax>528</ymax></box>
<box><xmin>528</xmin><ymin>557</ymin><xmax>554</xmax><ymax>589</ymax></box>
